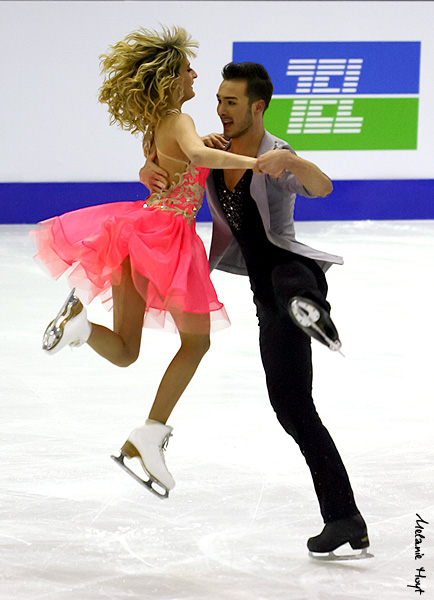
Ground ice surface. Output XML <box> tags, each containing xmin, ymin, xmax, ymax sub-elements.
<box><xmin>1</xmin><ymin>221</ymin><xmax>433</xmax><ymax>600</ymax></box>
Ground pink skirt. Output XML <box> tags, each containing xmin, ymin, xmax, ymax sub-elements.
<box><xmin>30</xmin><ymin>200</ymin><xmax>230</xmax><ymax>335</ymax></box>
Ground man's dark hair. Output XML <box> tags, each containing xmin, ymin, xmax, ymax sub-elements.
<box><xmin>221</xmin><ymin>62</ymin><xmax>273</xmax><ymax>111</ymax></box>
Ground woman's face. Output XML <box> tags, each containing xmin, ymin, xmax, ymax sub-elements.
<box><xmin>177</xmin><ymin>58</ymin><xmax>197</xmax><ymax>104</ymax></box>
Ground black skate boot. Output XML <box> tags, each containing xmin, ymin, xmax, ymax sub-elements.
<box><xmin>288</xmin><ymin>296</ymin><xmax>342</xmax><ymax>353</ymax></box>
<box><xmin>308</xmin><ymin>514</ymin><xmax>370</xmax><ymax>556</ymax></box>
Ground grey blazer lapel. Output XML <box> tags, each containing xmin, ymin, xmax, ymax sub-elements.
<box><xmin>250</xmin><ymin>131</ymin><xmax>276</xmax><ymax>232</ymax></box>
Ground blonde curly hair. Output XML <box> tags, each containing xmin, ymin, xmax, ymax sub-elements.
<box><xmin>98</xmin><ymin>26</ymin><xmax>198</xmax><ymax>154</ymax></box>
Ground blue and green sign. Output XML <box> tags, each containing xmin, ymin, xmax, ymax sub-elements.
<box><xmin>233</xmin><ymin>41</ymin><xmax>420</xmax><ymax>150</ymax></box>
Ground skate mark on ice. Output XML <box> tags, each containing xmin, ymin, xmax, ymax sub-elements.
<box><xmin>117</xmin><ymin>532</ymin><xmax>160</xmax><ymax>569</ymax></box>
<box><xmin>0</xmin><ymin>533</ymin><xmax>32</xmax><ymax>546</ymax></box>
<box><xmin>249</xmin><ymin>473</ymin><xmax>266</xmax><ymax>529</ymax></box>
<box><xmin>86</xmin><ymin>494</ymin><xmax>117</xmax><ymax>528</ymax></box>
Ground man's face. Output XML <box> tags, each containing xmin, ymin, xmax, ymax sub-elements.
<box><xmin>216</xmin><ymin>79</ymin><xmax>254</xmax><ymax>139</ymax></box>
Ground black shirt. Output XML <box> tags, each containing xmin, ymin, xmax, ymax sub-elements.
<box><xmin>213</xmin><ymin>169</ymin><xmax>290</xmax><ymax>303</ymax></box>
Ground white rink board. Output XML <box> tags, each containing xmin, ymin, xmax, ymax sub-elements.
<box><xmin>1</xmin><ymin>1</ymin><xmax>434</xmax><ymax>182</ymax></box>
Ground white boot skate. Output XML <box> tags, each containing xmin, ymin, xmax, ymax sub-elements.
<box><xmin>42</xmin><ymin>288</ymin><xmax>91</xmax><ymax>354</ymax></box>
<box><xmin>111</xmin><ymin>419</ymin><xmax>175</xmax><ymax>499</ymax></box>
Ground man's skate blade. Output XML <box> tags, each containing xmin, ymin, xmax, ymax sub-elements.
<box><xmin>309</xmin><ymin>548</ymin><xmax>374</xmax><ymax>561</ymax></box>
<box><xmin>310</xmin><ymin>322</ymin><xmax>344</xmax><ymax>355</ymax></box>
<box><xmin>111</xmin><ymin>454</ymin><xmax>169</xmax><ymax>499</ymax></box>
<box><xmin>289</xmin><ymin>299</ymin><xmax>344</xmax><ymax>356</ymax></box>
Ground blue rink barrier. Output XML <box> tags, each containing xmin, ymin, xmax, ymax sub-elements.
<box><xmin>1</xmin><ymin>180</ymin><xmax>433</xmax><ymax>224</ymax></box>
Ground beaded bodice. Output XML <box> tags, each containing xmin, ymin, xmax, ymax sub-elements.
<box><xmin>145</xmin><ymin>164</ymin><xmax>209</xmax><ymax>225</ymax></box>
<box><xmin>214</xmin><ymin>169</ymin><xmax>253</xmax><ymax>231</ymax></box>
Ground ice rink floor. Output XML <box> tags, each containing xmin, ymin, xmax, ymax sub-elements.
<box><xmin>1</xmin><ymin>220</ymin><xmax>433</xmax><ymax>600</ymax></box>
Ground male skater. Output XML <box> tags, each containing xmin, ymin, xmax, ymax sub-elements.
<box><xmin>141</xmin><ymin>62</ymin><xmax>368</xmax><ymax>556</ymax></box>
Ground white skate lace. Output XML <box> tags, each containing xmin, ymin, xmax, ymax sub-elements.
<box><xmin>161</xmin><ymin>433</ymin><xmax>172</xmax><ymax>452</ymax></box>
<box><xmin>157</xmin><ymin>433</ymin><xmax>173</xmax><ymax>474</ymax></box>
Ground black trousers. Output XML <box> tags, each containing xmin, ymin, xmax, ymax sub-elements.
<box><xmin>253</xmin><ymin>257</ymin><xmax>360</xmax><ymax>523</ymax></box>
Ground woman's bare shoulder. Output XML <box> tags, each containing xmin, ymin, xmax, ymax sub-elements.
<box><xmin>158</xmin><ymin>113</ymin><xmax>197</xmax><ymax>143</ymax></box>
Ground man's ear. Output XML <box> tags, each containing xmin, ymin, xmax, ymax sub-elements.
<box><xmin>253</xmin><ymin>99</ymin><xmax>266</xmax><ymax>115</ymax></box>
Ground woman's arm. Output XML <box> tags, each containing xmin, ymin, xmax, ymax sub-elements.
<box><xmin>140</xmin><ymin>132</ymin><xmax>230</xmax><ymax>192</ymax></box>
<box><xmin>175</xmin><ymin>114</ymin><xmax>256</xmax><ymax>170</ymax></box>
<box><xmin>254</xmin><ymin>149</ymin><xmax>333</xmax><ymax>197</ymax></box>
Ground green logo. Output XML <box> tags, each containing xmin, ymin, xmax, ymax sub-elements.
<box><xmin>265</xmin><ymin>97</ymin><xmax>419</xmax><ymax>150</ymax></box>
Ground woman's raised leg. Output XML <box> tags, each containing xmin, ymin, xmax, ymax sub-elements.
<box><xmin>87</xmin><ymin>256</ymin><xmax>147</xmax><ymax>367</ymax></box>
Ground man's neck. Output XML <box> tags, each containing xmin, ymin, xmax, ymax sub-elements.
<box><xmin>229</xmin><ymin>125</ymin><xmax>265</xmax><ymax>158</ymax></box>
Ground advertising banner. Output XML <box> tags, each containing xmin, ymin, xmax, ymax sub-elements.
<box><xmin>233</xmin><ymin>41</ymin><xmax>420</xmax><ymax>150</ymax></box>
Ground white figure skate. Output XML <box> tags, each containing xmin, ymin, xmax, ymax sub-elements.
<box><xmin>42</xmin><ymin>288</ymin><xmax>91</xmax><ymax>354</ymax></box>
<box><xmin>111</xmin><ymin>419</ymin><xmax>175</xmax><ymax>499</ymax></box>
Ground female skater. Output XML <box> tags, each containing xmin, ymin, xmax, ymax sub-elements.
<box><xmin>31</xmin><ymin>26</ymin><xmax>258</xmax><ymax>497</ymax></box>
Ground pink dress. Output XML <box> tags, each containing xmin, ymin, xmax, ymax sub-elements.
<box><xmin>30</xmin><ymin>164</ymin><xmax>230</xmax><ymax>334</ymax></box>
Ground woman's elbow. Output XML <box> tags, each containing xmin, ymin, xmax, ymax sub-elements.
<box><xmin>189</xmin><ymin>149</ymin><xmax>207</xmax><ymax>167</ymax></box>
<box><xmin>320</xmin><ymin>179</ymin><xmax>333</xmax><ymax>197</ymax></box>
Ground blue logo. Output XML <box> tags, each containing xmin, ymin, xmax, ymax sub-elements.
<box><xmin>232</xmin><ymin>41</ymin><xmax>420</xmax><ymax>95</ymax></box>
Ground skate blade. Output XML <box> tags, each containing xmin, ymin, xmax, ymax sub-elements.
<box><xmin>309</xmin><ymin>548</ymin><xmax>374</xmax><ymax>561</ymax></box>
<box><xmin>310</xmin><ymin>322</ymin><xmax>344</xmax><ymax>356</ymax></box>
<box><xmin>42</xmin><ymin>288</ymin><xmax>78</xmax><ymax>352</ymax></box>
<box><xmin>290</xmin><ymin>300</ymin><xmax>320</xmax><ymax>327</ymax></box>
<box><xmin>111</xmin><ymin>453</ymin><xmax>169</xmax><ymax>499</ymax></box>
<box><xmin>290</xmin><ymin>300</ymin><xmax>344</xmax><ymax>355</ymax></box>
<box><xmin>42</xmin><ymin>321</ymin><xmax>61</xmax><ymax>351</ymax></box>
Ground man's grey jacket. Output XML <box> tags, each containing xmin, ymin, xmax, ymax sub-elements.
<box><xmin>206</xmin><ymin>130</ymin><xmax>343</xmax><ymax>275</ymax></box>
